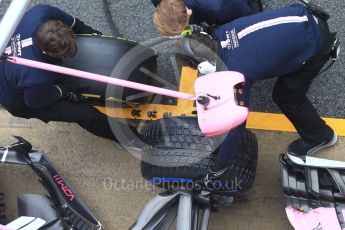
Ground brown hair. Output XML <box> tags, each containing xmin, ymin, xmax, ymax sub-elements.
<box><xmin>34</xmin><ymin>20</ymin><xmax>77</xmax><ymax>58</ymax></box>
<box><xmin>153</xmin><ymin>0</ymin><xmax>190</xmax><ymax>36</ymax></box>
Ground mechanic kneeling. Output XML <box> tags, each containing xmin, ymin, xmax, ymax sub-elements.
<box><xmin>0</xmin><ymin>5</ymin><xmax>125</xmax><ymax>142</ymax></box>
<box><xmin>183</xmin><ymin>3</ymin><xmax>338</xmax><ymax>191</ymax></box>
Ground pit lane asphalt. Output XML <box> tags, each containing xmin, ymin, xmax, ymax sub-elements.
<box><xmin>0</xmin><ymin>0</ymin><xmax>344</xmax><ymax>229</ymax></box>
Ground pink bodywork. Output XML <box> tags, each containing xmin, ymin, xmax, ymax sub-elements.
<box><xmin>286</xmin><ymin>206</ymin><xmax>344</xmax><ymax>230</ymax></box>
<box><xmin>0</xmin><ymin>225</ymin><xmax>13</xmax><ymax>230</ymax></box>
<box><xmin>195</xmin><ymin>71</ymin><xmax>248</xmax><ymax>137</ymax></box>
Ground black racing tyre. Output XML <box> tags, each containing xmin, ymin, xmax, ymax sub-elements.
<box><xmin>62</xmin><ymin>35</ymin><xmax>158</xmax><ymax>106</ymax></box>
<box><xmin>141</xmin><ymin>116</ymin><xmax>221</xmax><ymax>181</ymax></box>
<box><xmin>141</xmin><ymin>117</ymin><xmax>258</xmax><ymax>192</ymax></box>
<box><xmin>0</xmin><ymin>193</ymin><xmax>5</xmax><ymax>225</ymax></box>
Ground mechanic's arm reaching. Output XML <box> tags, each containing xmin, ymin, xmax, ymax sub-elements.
<box><xmin>20</xmin><ymin>67</ymin><xmax>87</xmax><ymax>109</ymax></box>
<box><xmin>24</xmin><ymin>84</ymin><xmax>61</xmax><ymax>109</ymax></box>
<box><xmin>24</xmin><ymin>82</ymin><xmax>88</xmax><ymax>109</ymax></box>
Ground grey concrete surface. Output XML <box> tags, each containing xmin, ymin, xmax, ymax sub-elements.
<box><xmin>0</xmin><ymin>109</ymin><xmax>281</xmax><ymax>229</ymax></box>
<box><xmin>0</xmin><ymin>109</ymin><xmax>159</xmax><ymax>229</ymax></box>
<box><xmin>1</xmin><ymin>108</ymin><xmax>345</xmax><ymax>229</ymax></box>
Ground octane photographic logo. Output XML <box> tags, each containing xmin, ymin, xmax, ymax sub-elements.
<box><xmin>103</xmin><ymin>175</ymin><xmax>244</xmax><ymax>192</ymax></box>
<box><xmin>105</xmin><ymin>35</ymin><xmax>227</xmax><ymax>167</ymax></box>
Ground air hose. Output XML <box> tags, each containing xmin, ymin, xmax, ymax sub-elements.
<box><xmin>101</xmin><ymin>0</ymin><xmax>121</xmax><ymax>36</ymax></box>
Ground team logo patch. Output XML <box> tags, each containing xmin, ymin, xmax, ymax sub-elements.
<box><xmin>220</xmin><ymin>29</ymin><xmax>240</xmax><ymax>50</ymax></box>
<box><xmin>10</xmin><ymin>34</ymin><xmax>23</xmax><ymax>57</ymax></box>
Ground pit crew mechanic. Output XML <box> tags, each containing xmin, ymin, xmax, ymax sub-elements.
<box><xmin>0</xmin><ymin>5</ymin><xmax>126</xmax><ymax>142</ymax></box>
<box><xmin>151</xmin><ymin>0</ymin><xmax>263</xmax><ymax>36</ymax></box>
<box><xmin>183</xmin><ymin>3</ymin><xmax>338</xmax><ymax>189</ymax></box>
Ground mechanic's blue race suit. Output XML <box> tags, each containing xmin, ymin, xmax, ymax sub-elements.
<box><xmin>0</xmin><ymin>5</ymin><xmax>122</xmax><ymax>142</ymax></box>
<box><xmin>0</xmin><ymin>5</ymin><xmax>74</xmax><ymax>111</ymax></box>
<box><xmin>212</xmin><ymin>4</ymin><xmax>334</xmax><ymax>164</ymax></box>
<box><xmin>151</xmin><ymin>0</ymin><xmax>253</xmax><ymax>26</ymax></box>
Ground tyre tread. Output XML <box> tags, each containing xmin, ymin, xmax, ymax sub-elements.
<box><xmin>141</xmin><ymin>117</ymin><xmax>258</xmax><ymax>191</ymax></box>
<box><xmin>0</xmin><ymin>193</ymin><xmax>6</xmax><ymax>225</ymax></box>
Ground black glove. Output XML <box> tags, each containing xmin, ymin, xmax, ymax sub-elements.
<box><xmin>72</xmin><ymin>18</ymin><xmax>102</xmax><ymax>35</ymax></box>
<box><xmin>56</xmin><ymin>83</ymin><xmax>89</xmax><ymax>102</ymax></box>
<box><xmin>0</xmin><ymin>53</ymin><xmax>8</xmax><ymax>60</ymax></box>
<box><xmin>189</xmin><ymin>24</ymin><xmax>205</xmax><ymax>34</ymax></box>
<box><xmin>188</xmin><ymin>24</ymin><xmax>217</xmax><ymax>36</ymax></box>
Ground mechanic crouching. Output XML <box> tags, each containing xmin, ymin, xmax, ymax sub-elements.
<box><xmin>182</xmin><ymin>3</ymin><xmax>339</xmax><ymax>191</ymax></box>
<box><xmin>0</xmin><ymin>5</ymin><xmax>126</xmax><ymax>142</ymax></box>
